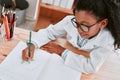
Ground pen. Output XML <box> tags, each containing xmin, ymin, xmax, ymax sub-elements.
<box><xmin>28</xmin><ymin>31</ymin><xmax>32</xmax><ymax>57</ymax></box>
<box><xmin>21</xmin><ymin>31</ymin><xmax>31</xmax><ymax>64</ymax></box>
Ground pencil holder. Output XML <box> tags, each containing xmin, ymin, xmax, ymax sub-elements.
<box><xmin>2</xmin><ymin>11</ymin><xmax>17</xmax><ymax>40</ymax></box>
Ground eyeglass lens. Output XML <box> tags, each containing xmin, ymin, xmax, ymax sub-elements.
<box><xmin>72</xmin><ymin>19</ymin><xmax>89</xmax><ymax>32</ymax></box>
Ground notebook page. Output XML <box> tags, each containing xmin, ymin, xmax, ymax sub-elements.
<box><xmin>0</xmin><ymin>41</ymin><xmax>51</xmax><ymax>80</ymax></box>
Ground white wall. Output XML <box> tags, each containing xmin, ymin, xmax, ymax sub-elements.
<box><xmin>26</xmin><ymin>0</ymin><xmax>39</xmax><ymax>20</ymax></box>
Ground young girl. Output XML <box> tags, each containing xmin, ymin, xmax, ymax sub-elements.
<box><xmin>22</xmin><ymin>0</ymin><xmax>120</xmax><ymax>73</ymax></box>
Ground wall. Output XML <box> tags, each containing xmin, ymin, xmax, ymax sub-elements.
<box><xmin>25</xmin><ymin>0</ymin><xmax>40</xmax><ymax>20</ymax></box>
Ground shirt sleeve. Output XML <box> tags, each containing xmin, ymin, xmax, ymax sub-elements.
<box><xmin>63</xmin><ymin>30</ymin><xmax>114</xmax><ymax>73</ymax></box>
<box><xmin>31</xmin><ymin>16</ymin><xmax>72</xmax><ymax>48</ymax></box>
<box><xmin>84</xmin><ymin>35</ymin><xmax>114</xmax><ymax>73</ymax></box>
<box><xmin>82</xmin><ymin>46</ymin><xmax>113</xmax><ymax>73</ymax></box>
<box><xmin>63</xmin><ymin>46</ymin><xmax>114</xmax><ymax>74</ymax></box>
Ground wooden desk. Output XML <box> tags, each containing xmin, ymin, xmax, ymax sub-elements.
<box><xmin>0</xmin><ymin>28</ymin><xmax>120</xmax><ymax>80</ymax></box>
<box><xmin>0</xmin><ymin>28</ymin><xmax>30</xmax><ymax>63</ymax></box>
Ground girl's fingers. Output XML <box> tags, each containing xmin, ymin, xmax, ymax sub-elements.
<box><xmin>28</xmin><ymin>44</ymin><xmax>35</xmax><ymax>60</ymax></box>
<box><xmin>22</xmin><ymin>44</ymin><xmax>35</xmax><ymax>61</ymax></box>
<box><xmin>22</xmin><ymin>49</ymin><xmax>29</xmax><ymax>61</ymax></box>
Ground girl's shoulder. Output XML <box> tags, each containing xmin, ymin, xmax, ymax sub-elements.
<box><xmin>101</xmin><ymin>28</ymin><xmax>112</xmax><ymax>37</ymax></box>
<box><xmin>97</xmin><ymin>28</ymin><xmax>114</xmax><ymax>42</ymax></box>
<box><xmin>62</xmin><ymin>15</ymin><xmax>75</xmax><ymax>21</ymax></box>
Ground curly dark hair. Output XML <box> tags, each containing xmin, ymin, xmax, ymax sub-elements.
<box><xmin>74</xmin><ymin>0</ymin><xmax>120</xmax><ymax>49</ymax></box>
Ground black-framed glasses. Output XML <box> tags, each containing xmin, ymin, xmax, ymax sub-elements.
<box><xmin>71</xmin><ymin>18</ymin><xmax>101</xmax><ymax>32</ymax></box>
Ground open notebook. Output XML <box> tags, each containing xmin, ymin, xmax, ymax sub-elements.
<box><xmin>0</xmin><ymin>41</ymin><xmax>81</xmax><ymax>80</ymax></box>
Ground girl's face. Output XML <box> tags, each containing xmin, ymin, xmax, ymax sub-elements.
<box><xmin>74</xmin><ymin>10</ymin><xmax>108</xmax><ymax>39</ymax></box>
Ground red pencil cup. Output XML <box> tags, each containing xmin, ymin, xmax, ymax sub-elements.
<box><xmin>2</xmin><ymin>11</ymin><xmax>17</xmax><ymax>40</ymax></box>
<box><xmin>2</xmin><ymin>21</ymin><xmax>16</xmax><ymax>41</ymax></box>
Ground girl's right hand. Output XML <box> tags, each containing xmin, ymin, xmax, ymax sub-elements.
<box><xmin>22</xmin><ymin>44</ymin><xmax>35</xmax><ymax>61</ymax></box>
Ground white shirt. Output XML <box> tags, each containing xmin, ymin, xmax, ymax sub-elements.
<box><xmin>31</xmin><ymin>15</ymin><xmax>114</xmax><ymax>74</ymax></box>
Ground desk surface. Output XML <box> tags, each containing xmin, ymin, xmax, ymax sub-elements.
<box><xmin>0</xmin><ymin>28</ymin><xmax>30</xmax><ymax>63</ymax></box>
<box><xmin>0</xmin><ymin>28</ymin><xmax>120</xmax><ymax>80</ymax></box>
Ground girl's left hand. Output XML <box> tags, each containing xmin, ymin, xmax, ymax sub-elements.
<box><xmin>55</xmin><ymin>38</ymin><xmax>72</xmax><ymax>49</ymax></box>
<box><xmin>40</xmin><ymin>41</ymin><xmax>65</xmax><ymax>56</ymax></box>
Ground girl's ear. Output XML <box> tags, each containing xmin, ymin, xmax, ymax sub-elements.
<box><xmin>100</xmin><ymin>18</ymin><xmax>108</xmax><ymax>29</ymax></box>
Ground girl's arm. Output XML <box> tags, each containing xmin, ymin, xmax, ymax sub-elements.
<box><xmin>56</xmin><ymin>38</ymin><xmax>90</xmax><ymax>58</ymax></box>
<box><xmin>66</xmin><ymin>43</ymin><xmax>90</xmax><ymax>58</ymax></box>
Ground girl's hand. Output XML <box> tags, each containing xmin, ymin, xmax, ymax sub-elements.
<box><xmin>40</xmin><ymin>42</ymin><xmax>65</xmax><ymax>56</ymax></box>
<box><xmin>55</xmin><ymin>38</ymin><xmax>72</xmax><ymax>49</ymax></box>
<box><xmin>22</xmin><ymin>44</ymin><xmax>35</xmax><ymax>61</ymax></box>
